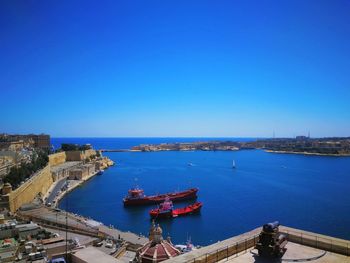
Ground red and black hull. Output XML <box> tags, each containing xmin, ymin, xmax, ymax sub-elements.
<box><xmin>123</xmin><ymin>188</ymin><xmax>198</xmax><ymax>206</ymax></box>
<box><xmin>150</xmin><ymin>210</ymin><xmax>173</xmax><ymax>219</ymax></box>
<box><xmin>150</xmin><ymin>202</ymin><xmax>202</xmax><ymax>219</ymax></box>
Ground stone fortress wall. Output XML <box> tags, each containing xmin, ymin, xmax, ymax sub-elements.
<box><xmin>65</xmin><ymin>149</ymin><xmax>96</xmax><ymax>161</ymax></box>
<box><xmin>6</xmin><ymin>164</ymin><xmax>53</xmax><ymax>212</ymax></box>
<box><xmin>47</xmin><ymin>149</ymin><xmax>97</xmax><ymax>165</ymax></box>
<box><xmin>2</xmin><ymin>149</ymin><xmax>108</xmax><ymax>213</ymax></box>
<box><xmin>48</xmin><ymin>152</ymin><xmax>67</xmax><ymax>166</ymax></box>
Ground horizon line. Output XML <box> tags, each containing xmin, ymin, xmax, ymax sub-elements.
<box><xmin>50</xmin><ymin>136</ymin><xmax>349</xmax><ymax>139</ymax></box>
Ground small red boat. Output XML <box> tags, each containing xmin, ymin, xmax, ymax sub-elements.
<box><xmin>149</xmin><ymin>197</ymin><xmax>202</xmax><ymax>219</ymax></box>
<box><xmin>123</xmin><ymin>187</ymin><xmax>198</xmax><ymax>206</ymax></box>
<box><xmin>149</xmin><ymin>197</ymin><xmax>174</xmax><ymax>218</ymax></box>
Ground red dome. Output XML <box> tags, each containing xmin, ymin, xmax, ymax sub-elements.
<box><xmin>138</xmin><ymin>240</ymin><xmax>181</xmax><ymax>263</ymax></box>
<box><xmin>137</xmin><ymin>222</ymin><xmax>181</xmax><ymax>262</ymax></box>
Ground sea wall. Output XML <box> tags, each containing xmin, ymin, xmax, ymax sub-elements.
<box><xmin>49</xmin><ymin>152</ymin><xmax>67</xmax><ymax>166</ymax></box>
<box><xmin>2</xmin><ymin>150</ymin><xmax>105</xmax><ymax>212</ymax></box>
<box><xmin>6</xmin><ymin>165</ymin><xmax>53</xmax><ymax>212</ymax></box>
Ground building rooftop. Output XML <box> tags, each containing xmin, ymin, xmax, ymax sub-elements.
<box><xmin>71</xmin><ymin>246</ymin><xmax>123</xmax><ymax>263</ymax></box>
<box><xmin>15</xmin><ymin>222</ymin><xmax>40</xmax><ymax>231</ymax></box>
<box><xmin>0</xmin><ymin>238</ymin><xmax>17</xmax><ymax>247</ymax></box>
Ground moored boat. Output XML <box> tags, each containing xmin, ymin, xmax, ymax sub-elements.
<box><xmin>123</xmin><ymin>187</ymin><xmax>198</xmax><ymax>206</ymax></box>
<box><xmin>172</xmin><ymin>202</ymin><xmax>202</xmax><ymax>217</ymax></box>
<box><xmin>149</xmin><ymin>197</ymin><xmax>174</xmax><ymax>218</ymax></box>
<box><xmin>149</xmin><ymin>198</ymin><xmax>202</xmax><ymax>219</ymax></box>
<box><xmin>175</xmin><ymin>238</ymin><xmax>197</xmax><ymax>253</ymax></box>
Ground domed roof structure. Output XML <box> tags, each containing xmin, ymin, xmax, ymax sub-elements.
<box><xmin>137</xmin><ymin>221</ymin><xmax>181</xmax><ymax>263</ymax></box>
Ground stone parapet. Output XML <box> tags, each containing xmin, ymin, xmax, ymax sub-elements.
<box><xmin>279</xmin><ymin>226</ymin><xmax>350</xmax><ymax>257</ymax></box>
<box><xmin>164</xmin><ymin>226</ymin><xmax>350</xmax><ymax>263</ymax></box>
<box><xmin>164</xmin><ymin>227</ymin><xmax>261</xmax><ymax>263</ymax></box>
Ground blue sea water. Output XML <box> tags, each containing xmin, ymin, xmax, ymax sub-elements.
<box><xmin>55</xmin><ymin>138</ymin><xmax>350</xmax><ymax>246</ymax></box>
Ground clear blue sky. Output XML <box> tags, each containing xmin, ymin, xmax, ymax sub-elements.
<box><xmin>1</xmin><ymin>0</ymin><xmax>350</xmax><ymax>137</ymax></box>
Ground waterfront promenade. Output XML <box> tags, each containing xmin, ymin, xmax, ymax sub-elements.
<box><xmin>18</xmin><ymin>205</ymin><xmax>148</xmax><ymax>247</ymax></box>
<box><xmin>49</xmin><ymin>170</ymin><xmax>100</xmax><ymax>208</ymax></box>
<box><xmin>39</xmin><ymin>175</ymin><xmax>149</xmax><ymax>247</ymax></box>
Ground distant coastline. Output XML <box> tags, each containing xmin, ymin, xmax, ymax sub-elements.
<box><xmin>101</xmin><ymin>148</ymin><xmax>350</xmax><ymax>157</ymax></box>
<box><xmin>265</xmin><ymin>149</ymin><xmax>350</xmax><ymax>157</ymax></box>
<box><xmin>51</xmin><ymin>137</ymin><xmax>350</xmax><ymax>157</ymax></box>
<box><xmin>128</xmin><ymin>137</ymin><xmax>350</xmax><ymax>156</ymax></box>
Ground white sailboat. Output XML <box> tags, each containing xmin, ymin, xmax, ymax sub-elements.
<box><xmin>232</xmin><ymin>160</ymin><xmax>236</xmax><ymax>169</ymax></box>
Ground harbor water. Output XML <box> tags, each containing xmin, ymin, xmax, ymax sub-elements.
<box><xmin>55</xmin><ymin>138</ymin><xmax>350</xmax><ymax>245</ymax></box>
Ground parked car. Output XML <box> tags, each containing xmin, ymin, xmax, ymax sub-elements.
<box><xmin>50</xmin><ymin>258</ymin><xmax>66</xmax><ymax>263</ymax></box>
<box><xmin>105</xmin><ymin>240</ymin><xmax>113</xmax><ymax>248</ymax></box>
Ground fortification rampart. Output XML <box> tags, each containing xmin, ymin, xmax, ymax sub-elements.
<box><xmin>65</xmin><ymin>149</ymin><xmax>96</xmax><ymax>161</ymax></box>
<box><xmin>48</xmin><ymin>152</ymin><xmax>66</xmax><ymax>166</ymax></box>
<box><xmin>6</xmin><ymin>165</ymin><xmax>53</xmax><ymax>212</ymax></box>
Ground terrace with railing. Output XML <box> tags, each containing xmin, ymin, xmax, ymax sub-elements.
<box><xmin>164</xmin><ymin>226</ymin><xmax>350</xmax><ymax>263</ymax></box>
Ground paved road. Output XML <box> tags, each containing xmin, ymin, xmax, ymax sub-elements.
<box><xmin>99</xmin><ymin>225</ymin><xmax>148</xmax><ymax>245</ymax></box>
<box><xmin>46</xmin><ymin>178</ymin><xmax>67</xmax><ymax>204</ymax></box>
<box><xmin>19</xmin><ymin>206</ymin><xmax>147</xmax><ymax>246</ymax></box>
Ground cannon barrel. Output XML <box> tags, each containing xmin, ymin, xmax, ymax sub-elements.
<box><xmin>256</xmin><ymin>221</ymin><xmax>287</xmax><ymax>257</ymax></box>
<box><xmin>263</xmin><ymin>221</ymin><xmax>280</xmax><ymax>232</ymax></box>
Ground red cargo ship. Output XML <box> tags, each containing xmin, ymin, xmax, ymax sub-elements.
<box><xmin>149</xmin><ymin>197</ymin><xmax>202</xmax><ymax>218</ymax></box>
<box><xmin>123</xmin><ymin>187</ymin><xmax>198</xmax><ymax>206</ymax></box>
